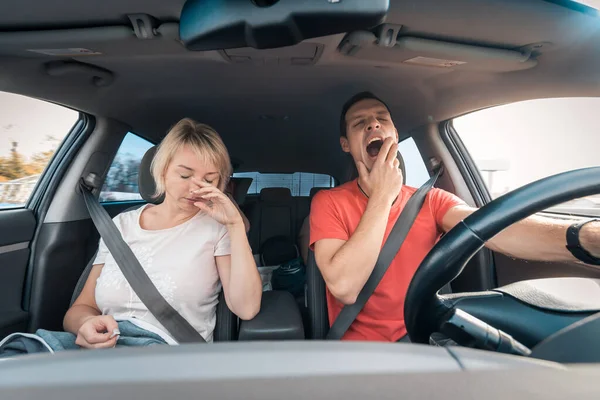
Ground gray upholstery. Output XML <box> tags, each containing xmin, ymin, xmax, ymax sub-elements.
<box><xmin>307</xmin><ymin>249</ymin><xmax>329</xmax><ymax>339</ymax></box>
<box><xmin>70</xmin><ymin>249</ymin><xmax>98</xmax><ymax>307</ymax></box>
<box><xmin>214</xmin><ymin>291</ymin><xmax>238</xmax><ymax>342</ymax></box>
<box><xmin>238</xmin><ymin>291</ymin><xmax>304</xmax><ymax>341</ymax></box>
<box><xmin>298</xmin><ymin>186</ymin><xmax>326</xmax><ymax>264</ymax></box>
<box><xmin>495</xmin><ymin>278</ymin><xmax>600</xmax><ymax>313</ymax></box>
<box><xmin>260</xmin><ymin>187</ymin><xmax>293</xmax><ymax>202</ymax></box>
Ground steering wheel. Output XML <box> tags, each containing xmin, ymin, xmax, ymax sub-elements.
<box><xmin>404</xmin><ymin>167</ymin><xmax>600</xmax><ymax>346</ymax></box>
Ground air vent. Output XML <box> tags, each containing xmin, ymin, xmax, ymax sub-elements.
<box><xmin>220</xmin><ymin>42</ymin><xmax>324</xmax><ymax>66</ymax></box>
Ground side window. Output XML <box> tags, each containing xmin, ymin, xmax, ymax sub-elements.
<box><xmin>0</xmin><ymin>91</ymin><xmax>79</xmax><ymax>209</ymax></box>
<box><xmin>233</xmin><ymin>172</ymin><xmax>335</xmax><ymax>196</ymax></box>
<box><xmin>399</xmin><ymin>137</ymin><xmax>429</xmax><ymax>187</ymax></box>
<box><xmin>99</xmin><ymin>133</ymin><xmax>154</xmax><ymax>202</ymax></box>
<box><xmin>453</xmin><ymin>98</ymin><xmax>600</xmax><ymax>217</ymax></box>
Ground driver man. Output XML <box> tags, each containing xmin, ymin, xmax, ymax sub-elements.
<box><xmin>309</xmin><ymin>91</ymin><xmax>600</xmax><ymax>342</ymax></box>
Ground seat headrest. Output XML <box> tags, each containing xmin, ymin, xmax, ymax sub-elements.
<box><xmin>260</xmin><ymin>187</ymin><xmax>292</xmax><ymax>202</ymax></box>
<box><xmin>229</xmin><ymin>177</ymin><xmax>253</xmax><ymax>205</ymax></box>
<box><xmin>138</xmin><ymin>146</ymin><xmax>164</xmax><ymax>204</ymax></box>
<box><xmin>309</xmin><ymin>187</ymin><xmax>326</xmax><ymax>200</ymax></box>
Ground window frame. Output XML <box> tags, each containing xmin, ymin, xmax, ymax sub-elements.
<box><xmin>441</xmin><ymin>120</ymin><xmax>492</xmax><ymax>208</ymax></box>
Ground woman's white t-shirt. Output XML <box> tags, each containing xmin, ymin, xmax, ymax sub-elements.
<box><xmin>93</xmin><ymin>204</ymin><xmax>231</xmax><ymax>344</ymax></box>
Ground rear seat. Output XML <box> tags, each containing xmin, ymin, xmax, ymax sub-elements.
<box><xmin>246</xmin><ymin>188</ymin><xmax>298</xmax><ymax>253</ymax></box>
<box><xmin>244</xmin><ymin>186</ymin><xmax>327</xmax><ymax>336</ymax></box>
<box><xmin>246</xmin><ymin>186</ymin><xmax>328</xmax><ymax>257</ymax></box>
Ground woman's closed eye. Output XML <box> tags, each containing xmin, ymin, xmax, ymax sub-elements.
<box><xmin>181</xmin><ymin>176</ymin><xmax>214</xmax><ymax>186</ymax></box>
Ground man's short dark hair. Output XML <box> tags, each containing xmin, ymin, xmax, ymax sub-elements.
<box><xmin>339</xmin><ymin>91</ymin><xmax>392</xmax><ymax>137</ymax></box>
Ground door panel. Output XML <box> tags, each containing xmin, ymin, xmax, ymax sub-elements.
<box><xmin>0</xmin><ymin>209</ymin><xmax>36</xmax><ymax>243</ymax></box>
<box><xmin>27</xmin><ymin>202</ymin><xmax>145</xmax><ymax>332</ymax></box>
<box><xmin>28</xmin><ymin>219</ymin><xmax>98</xmax><ymax>332</ymax></box>
<box><xmin>0</xmin><ymin>209</ymin><xmax>36</xmax><ymax>336</ymax></box>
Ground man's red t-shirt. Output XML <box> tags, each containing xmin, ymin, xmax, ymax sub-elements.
<box><xmin>309</xmin><ymin>180</ymin><xmax>465</xmax><ymax>342</ymax></box>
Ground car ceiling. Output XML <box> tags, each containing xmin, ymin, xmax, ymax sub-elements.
<box><xmin>0</xmin><ymin>0</ymin><xmax>599</xmax><ymax>181</ymax></box>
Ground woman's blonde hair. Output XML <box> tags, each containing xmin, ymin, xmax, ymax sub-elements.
<box><xmin>151</xmin><ymin>118</ymin><xmax>232</xmax><ymax>198</ymax></box>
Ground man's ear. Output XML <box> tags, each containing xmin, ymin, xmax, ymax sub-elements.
<box><xmin>394</xmin><ymin>127</ymin><xmax>399</xmax><ymax>143</ymax></box>
<box><xmin>340</xmin><ymin>136</ymin><xmax>351</xmax><ymax>153</ymax></box>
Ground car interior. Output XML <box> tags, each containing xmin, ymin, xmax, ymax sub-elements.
<box><xmin>1</xmin><ymin>0</ymin><xmax>600</xmax><ymax>397</ymax></box>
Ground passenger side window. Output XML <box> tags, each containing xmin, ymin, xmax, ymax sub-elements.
<box><xmin>99</xmin><ymin>133</ymin><xmax>154</xmax><ymax>202</ymax></box>
<box><xmin>453</xmin><ymin>98</ymin><xmax>600</xmax><ymax>217</ymax></box>
<box><xmin>0</xmin><ymin>91</ymin><xmax>79</xmax><ymax>209</ymax></box>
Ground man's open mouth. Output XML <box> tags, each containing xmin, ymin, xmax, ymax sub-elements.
<box><xmin>366</xmin><ymin>138</ymin><xmax>384</xmax><ymax>158</ymax></box>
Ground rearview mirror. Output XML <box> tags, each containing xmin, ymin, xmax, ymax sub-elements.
<box><xmin>180</xmin><ymin>0</ymin><xmax>389</xmax><ymax>51</ymax></box>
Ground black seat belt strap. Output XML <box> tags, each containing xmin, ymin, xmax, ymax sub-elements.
<box><xmin>326</xmin><ymin>169</ymin><xmax>442</xmax><ymax>340</ymax></box>
<box><xmin>79</xmin><ymin>175</ymin><xmax>205</xmax><ymax>343</ymax></box>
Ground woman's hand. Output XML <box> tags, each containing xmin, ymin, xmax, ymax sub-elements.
<box><xmin>191</xmin><ymin>179</ymin><xmax>244</xmax><ymax>227</ymax></box>
<box><xmin>75</xmin><ymin>315</ymin><xmax>120</xmax><ymax>349</ymax></box>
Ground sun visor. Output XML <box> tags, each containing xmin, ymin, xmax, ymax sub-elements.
<box><xmin>0</xmin><ymin>23</ymin><xmax>184</xmax><ymax>58</ymax></box>
<box><xmin>179</xmin><ymin>0</ymin><xmax>390</xmax><ymax>51</ymax></box>
<box><xmin>338</xmin><ymin>27</ymin><xmax>539</xmax><ymax>72</ymax></box>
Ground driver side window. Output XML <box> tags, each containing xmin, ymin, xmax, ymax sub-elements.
<box><xmin>452</xmin><ymin>97</ymin><xmax>600</xmax><ymax>217</ymax></box>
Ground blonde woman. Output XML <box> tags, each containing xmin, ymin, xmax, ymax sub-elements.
<box><xmin>63</xmin><ymin>118</ymin><xmax>262</xmax><ymax>347</ymax></box>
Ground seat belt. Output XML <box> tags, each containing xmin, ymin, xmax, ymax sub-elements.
<box><xmin>326</xmin><ymin>168</ymin><xmax>442</xmax><ymax>340</ymax></box>
<box><xmin>79</xmin><ymin>175</ymin><xmax>206</xmax><ymax>344</ymax></box>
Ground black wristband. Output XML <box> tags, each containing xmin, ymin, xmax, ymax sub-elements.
<box><xmin>566</xmin><ymin>219</ymin><xmax>600</xmax><ymax>266</ymax></box>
